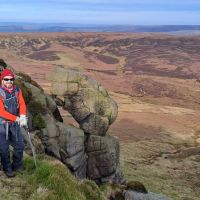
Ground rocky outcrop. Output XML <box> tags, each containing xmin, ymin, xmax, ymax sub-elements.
<box><xmin>86</xmin><ymin>135</ymin><xmax>122</xmax><ymax>184</ymax></box>
<box><xmin>0</xmin><ymin>61</ymin><xmax>121</xmax><ymax>183</ymax></box>
<box><xmin>47</xmin><ymin>68</ymin><xmax>118</xmax><ymax>135</ymax></box>
<box><xmin>9</xmin><ymin>70</ymin><xmax>87</xmax><ymax>179</ymax></box>
<box><xmin>57</xmin><ymin>122</ymin><xmax>86</xmax><ymax>179</ymax></box>
<box><xmin>47</xmin><ymin>68</ymin><xmax>123</xmax><ymax>184</ymax></box>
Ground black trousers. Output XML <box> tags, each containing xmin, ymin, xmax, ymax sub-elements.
<box><xmin>0</xmin><ymin>123</ymin><xmax>24</xmax><ymax>172</ymax></box>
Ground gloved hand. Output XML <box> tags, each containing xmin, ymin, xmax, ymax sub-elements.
<box><xmin>19</xmin><ymin>115</ymin><xmax>28</xmax><ymax>127</ymax></box>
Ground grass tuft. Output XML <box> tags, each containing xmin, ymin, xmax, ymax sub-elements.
<box><xmin>18</xmin><ymin>155</ymin><xmax>105</xmax><ymax>200</ymax></box>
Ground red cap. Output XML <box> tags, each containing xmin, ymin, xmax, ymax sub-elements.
<box><xmin>1</xmin><ymin>68</ymin><xmax>15</xmax><ymax>80</ymax></box>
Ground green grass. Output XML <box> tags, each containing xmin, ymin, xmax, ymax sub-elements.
<box><xmin>17</xmin><ymin>155</ymin><xmax>105</xmax><ymax>200</ymax></box>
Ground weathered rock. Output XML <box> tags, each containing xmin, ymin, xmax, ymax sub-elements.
<box><xmin>47</xmin><ymin>68</ymin><xmax>82</xmax><ymax>83</ymax></box>
<box><xmin>57</xmin><ymin>122</ymin><xmax>87</xmax><ymax>179</ymax></box>
<box><xmin>80</xmin><ymin>114</ymin><xmax>109</xmax><ymax>136</ymax></box>
<box><xmin>28</xmin><ymin>112</ymin><xmax>62</xmax><ymax>160</ymax></box>
<box><xmin>47</xmin><ymin>68</ymin><xmax>118</xmax><ymax>136</ymax></box>
<box><xmin>64</xmin><ymin>92</ymin><xmax>90</xmax><ymax>123</ymax></box>
<box><xmin>47</xmin><ymin>68</ymin><xmax>121</xmax><ymax>183</ymax></box>
<box><xmin>36</xmin><ymin>120</ymin><xmax>87</xmax><ymax>179</ymax></box>
<box><xmin>101</xmin><ymin>167</ymin><xmax>124</xmax><ymax>185</ymax></box>
<box><xmin>43</xmin><ymin>94</ymin><xmax>63</xmax><ymax>122</ymax></box>
<box><xmin>52</xmin><ymin>82</ymin><xmax>79</xmax><ymax>96</ymax></box>
<box><xmin>46</xmin><ymin>94</ymin><xmax>57</xmax><ymax>113</ymax></box>
<box><xmin>124</xmin><ymin>191</ymin><xmax>171</xmax><ymax>200</ymax></box>
<box><xmin>110</xmin><ymin>189</ymin><xmax>171</xmax><ymax>200</ymax></box>
<box><xmin>41</xmin><ymin>114</ymin><xmax>60</xmax><ymax>138</ymax></box>
<box><xmin>86</xmin><ymin>135</ymin><xmax>122</xmax><ymax>184</ymax></box>
<box><xmin>43</xmin><ymin>137</ymin><xmax>61</xmax><ymax>159</ymax></box>
<box><xmin>24</xmin><ymin>82</ymin><xmax>47</xmax><ymax>107</ymax></box>
<box><xmin>38</xmin><ymin>127</ymin><xmax>49</xmax><ymax>141</ymax></box>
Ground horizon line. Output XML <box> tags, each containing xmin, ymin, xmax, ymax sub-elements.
<box><xmin>0</xmin><ymin>22</ymin><xmax>200</xmax><ymax>26</ymax></box>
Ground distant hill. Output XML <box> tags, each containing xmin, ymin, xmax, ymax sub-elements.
<box><xmin>0</xmin><ymin>23</ymin><xmax>200</xmax><ymax>33</ymax></box>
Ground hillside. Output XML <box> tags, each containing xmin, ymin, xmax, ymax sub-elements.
<box><xmin>0</xmin><ymin>155</ymin><xmax>105</xmax><ymax>200</ymax></box>
<box><xmin>0</xmin><ymin>32</ymin><xmax>200</xmax><ymax>199</ymax></box>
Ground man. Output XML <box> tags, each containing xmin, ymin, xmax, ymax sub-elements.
<box><xmin>0</xmin><ymin>68</ymin><xmax>27</xmax><ymax>177</ymax></box>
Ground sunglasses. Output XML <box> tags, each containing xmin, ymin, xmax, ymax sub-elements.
<box><xmin>3</xmin><ymin>78</ymin><xmax>14</xmax><ymax>82</ymax></box>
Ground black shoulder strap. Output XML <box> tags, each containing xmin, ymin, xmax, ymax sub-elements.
<box><xmin>0</xmin><ymin>87</ymin><xmax>6</xmax><ymax>102</ymax></box>
<box><xmin>14</xmin><ymin>86</ymin><xmax>20</xmax><ymax>108</ymax></box>
<box><xmin>14</xmin><ymin>86</ymin><xmax>20</xmax><ymax>95</ymax></box>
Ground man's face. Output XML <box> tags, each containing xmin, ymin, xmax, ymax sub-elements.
<box><xmin>2</xmin><ymin>75</ymin><xmax>14</xmax><ymax>89</ymax></box>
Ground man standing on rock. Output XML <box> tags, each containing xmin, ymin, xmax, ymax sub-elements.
<box><xmin>0</xmin><ymin>68</ymin><xmax>27</xmax><ymax>177</ymax></box>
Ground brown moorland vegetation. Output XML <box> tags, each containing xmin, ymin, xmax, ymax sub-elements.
<box><xmin>0</xmin><ymin>32</ymin><xmax>200</xmax><ymax>199</ymax></box>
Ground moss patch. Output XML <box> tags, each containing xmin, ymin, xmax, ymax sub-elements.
<box><xmin>27</xmin><ymin>101</ymin><xmax>48</xmax><ymax>130</ymax></box>
<box><xmin>32</xmin><ymin>114</ymin><xmax>46</xmax><ymax>130</ymax></box>
<box><xmin>28</xmin><ymin>101</ymin><xmax>47</xmax><ymax>115</ymax></box>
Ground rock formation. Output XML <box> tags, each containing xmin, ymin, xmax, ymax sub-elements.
<box><xmin>47</xmin><ymin>67</ymin><xmax>122</xmax><ymax>184</ymax></box>
<box><xmin>47</xmin><ymin>68</ymin><xmax>118</xmax><ymax>135</ymax></box>
<box><xmin>15</xmin><ymin>70</ymin><xmax>88</xmax><ymax>179</ymax></box>
<box><xmin>0</xmin><ymin>63</ymin><xmax>123</xmax><ymax>184</ymax></box>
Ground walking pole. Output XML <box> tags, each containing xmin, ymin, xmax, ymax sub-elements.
<box><xmin>24</xmin><ymin>126</ymin><xmax>38</xmax><ymax>169</ymax></box>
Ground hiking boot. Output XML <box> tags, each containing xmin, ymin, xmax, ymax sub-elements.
<box><xmin>5</xmin><ymin>170</ymin><xmax>15</xmax><ymax>178</ymax></box>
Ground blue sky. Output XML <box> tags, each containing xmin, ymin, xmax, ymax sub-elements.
<box><xmin>0</xmin><ymin>0</ymin><xmax>200</xmax><ymax>25</ymax></box>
